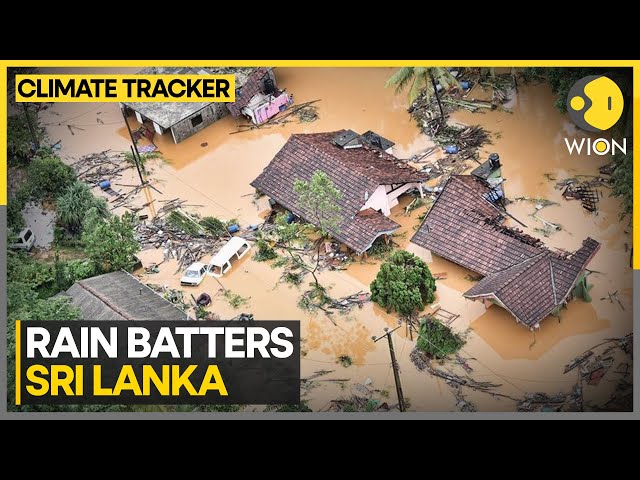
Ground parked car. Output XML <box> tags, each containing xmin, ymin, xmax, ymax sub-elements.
<box><xmin>180</xmin><ymin>262</ymin><xmax>209</xmax><ymax>286</ymax></box>
<box><xmin>10</xmin><ymin>228</ymin><xmax>35</xmax><ymax>251</ymax></box>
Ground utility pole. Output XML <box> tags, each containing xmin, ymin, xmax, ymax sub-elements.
<box><xmin>23</xmin><ymin>103</ymin><xmax>39</xmax><ymax>151</ymax></box>
<box><xmin>122</xmin><ymin>107</ymin><xmax>145</xmax><ymax>185</ymax></box>
<box><xmin>373</xmin><ymin>325</ymin><xmax>406</xmax><ymax>412</ymax></box>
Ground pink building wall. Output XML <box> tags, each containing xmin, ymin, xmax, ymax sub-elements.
<box><xmin>254</xmin><ymin>94</ymin><xmax>291</xmax><ymax>124</ymax></box>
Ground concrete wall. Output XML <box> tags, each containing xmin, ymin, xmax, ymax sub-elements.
<box><xmin>406</xmin><ymin>242</ymin><xmax>433</xmax><ymax>263</ymax></box>
<box><xmin>170</xmin><ymin>104</ymin><xmax>228</xmax><ymax>143</ymax></box>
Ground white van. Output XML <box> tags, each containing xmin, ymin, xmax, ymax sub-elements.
<box><xmin>208</xmin><ymin>237</ymin><xmax>252</xmax><ymax>277</ymax></box>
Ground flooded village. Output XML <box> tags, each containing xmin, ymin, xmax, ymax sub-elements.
<box><xmin>8</xmin><ymin>66</ymin><xmax>633</xmax><ymax>412</ymax></box>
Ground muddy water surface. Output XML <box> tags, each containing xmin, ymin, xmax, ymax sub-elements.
<box><xmin>40</xmin><ymin>68</ymin><xmax>633</xmax><ymax>411</ymax></box>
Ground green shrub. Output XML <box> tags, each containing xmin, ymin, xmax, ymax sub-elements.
<box><xmin>200</xmin><ymin>216</ymin><xmax>227</xmax><ymax>237</ymax></box>
<box><xmin>370</xmin><ymin>250</ymin><xmax>436</xmax><ymax>316</ymax></box>
<box><xmin>253</xmin><ymin>238</ymin><xmax>278</xmax><ymax>261</ymax></box>
<box><xmin>82</xmin><ymin>212</ymin><xmax>140</xmax><ymax>272</ymax></box>
<box><xmin>8</xmin><ymin>111</ymin><xmax>45</xmax><ymax>164</ymax></box>
<box><xmin>416</xmin><ymin>317</ymin><xmax>465</xmax><ymax>359</ymax></box>
<box><xmin>27</xmin><ymin>154</ymin><xmax>76</xmax><ymax>200</ymax></box>
<box><xmin>57</xmin><ymin>181</ymin><xmax>109</xmax><ymax>234</ymax></box>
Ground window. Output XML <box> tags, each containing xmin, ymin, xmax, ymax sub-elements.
<box><xmin>191</xmin><ymin>114</ymin><xmax>203</xmax><ymax>128</ymax></box>
<box><xmin>23</xmin><ymin>230</ymin><xmax>32</xmax><ymax>241</ymax></box>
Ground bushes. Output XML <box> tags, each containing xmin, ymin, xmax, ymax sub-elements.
<box><xmin>370</xmin><ymin>250</ymin><xmax>436</xmax><ymax>317</ymax></box>
<box><xmin>82</xmin><ymin>212</ymin><xmax>140</xmax><ymax>272</ymax></box>
<box><xmin>416</xmin><ymin>317</ymin><xmax>465</xmax><ymax>359</ymax></box>
<box><xmin>8</xmin><ymin>111</ymin><xmax>45</xmax><ymax>164</ymax></box>
<box><xmin>26</xmin><ymin>154</ymin><xmax>76</xmax><ymax>200</ymax></box>
<box><xmin>253</xmin><ymin>238</ymin><xmax>278</xmax><ymax>261</ymax></box>
<box><xmin>56</xmin><ymin>181</ymin><xmax>109</xmax><ymax>233</ymax></box>
<box><xmin>200</xmin><ymin>216</ymin><xmax>227</xmax><ymax>237</ymax></box>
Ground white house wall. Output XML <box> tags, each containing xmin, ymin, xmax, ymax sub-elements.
<box><xmin>361</xmin><ymin>185</ymin><xmax>391</xmax><ymax>215</ymax></box>
<box><xmin>361</xmin><ymin>183</ymin><xmax>423</xmax><ymax>215</ymax></box>
<box><xmin>406</xmin><ymin>242</ymin><xmax>433</xmax><ymax>263</ymax></box>
<box><xmin>386</xmin><ymin>183</ymin><xmax>420</xmax><ymax>208</ymax></box>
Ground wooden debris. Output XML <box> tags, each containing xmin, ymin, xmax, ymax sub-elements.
<box><xmin>72</xmin><ymin>150</ymin><xmax>129</xmax><ymax>186</ymax></box>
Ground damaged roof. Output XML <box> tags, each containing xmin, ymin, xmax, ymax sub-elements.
<box><xmin>226</xmin><ymin>67</ymin><xmax>270</xmax><ymax>117</ymax></box>
<box><xmin>361</xmin><ymin>130</ymin><xmax>395</xmax><ymax>151</ymax></box>
<box><xmin>410</xmin><ymin>175</ymin><xmax>600</xmax><ymax>327</ymax></box>
<box><xmin>64</xmin><ymin>271</ymin><xmax>192</xmax><ymax>320</ymax></box>
<box><xmin>251</xmin><ymin>131</ymin><xmax>427</xmax><ymax>254</ymax></box>
<box><xmin>123</xmin><ymin>66</ymin><xmax>262</xmax><ymax>129</ymax></box>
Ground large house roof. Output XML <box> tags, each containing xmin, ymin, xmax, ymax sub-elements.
<box><xmin>64</xmin><ymin>271</ymin><xmax>192</xmax><ymax>320</ymax></box>
<box><xmin>123</xmin><ymin>66</ymin><xmax>260</xmax><ymax>129</ymax></box>
<box><xmin>251</xmin><ymin>131</ymin><xmax>427</xmax><ymax>254</ymax></box>
<box><xmin>410</xmin><ymin>175</ymin><xmax>600</xmax><ymax>328</ymax></box>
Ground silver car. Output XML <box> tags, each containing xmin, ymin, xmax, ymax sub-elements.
<box><xmin>10</xmin><ymin>228</ymin><xmax>36</xmax><ymax>251</ymax></box>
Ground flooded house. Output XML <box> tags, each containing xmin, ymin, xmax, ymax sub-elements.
<box><xmin>61</xmin><ymin>271</ymin><xmax>193</xmax><ymax>320</ymax></box>
<box><xmin>122</xmin><ymin>67</ymin><xmax>288</xmax><ymax>143</ymax></box>
<box><xmin>251</xmin><ymin>130</ymin><xmax>428</xmax><ymax>255</ymax></box>
<box><xmin>410</xmin><ymin>173</ymin><xmax>600</xmax><ymax>330</ymax></box>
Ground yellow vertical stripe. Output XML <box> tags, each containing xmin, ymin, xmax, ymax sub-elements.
<box><xmin>634</xmin><ymin>67</ymin><xmax>639</xmax><ymax>269</ymax></box>
<box><xmin>15</xmin><ymin>320</ymin><xmax>21</xmax><ymax>406</ymax></box>
<box><xmin>0</xmin><ymin>65</ymin><xmax>6</xmax><ymax>205</ymax></box>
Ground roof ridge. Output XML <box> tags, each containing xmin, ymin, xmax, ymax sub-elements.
<box><xmin>488</xmin><ymin>251</ymin><xmax>549</xmax><ymax>294</ymax></box>
<box><xmin>549</xmin><ymin>256</ymin><xmax>558</xmax><ymax>305</ymax></box>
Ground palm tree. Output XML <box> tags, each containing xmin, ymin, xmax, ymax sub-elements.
<box><xmin>56</xmin><ymin>181</ymin><xmax>109</xmax><ymax>233</ymax></box>
<box><xmin>386</xmin><ymin>67</ymin><xmax>460</xmax><ymax>118</ymax></box>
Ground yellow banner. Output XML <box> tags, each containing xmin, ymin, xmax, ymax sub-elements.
<box><xmin>14</xmin><ymin>74</ymin><xmax>236</xmax><ymax>102</ymax></box>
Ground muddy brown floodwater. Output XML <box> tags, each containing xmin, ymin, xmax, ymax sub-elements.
<box><xmin>39</xmin><ymin>67</ymin><xmax>633</xmax><ymax>412</ymax></box>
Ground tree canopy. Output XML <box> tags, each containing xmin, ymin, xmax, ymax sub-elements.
<box><xmin>370</xmin><ymin>250</ymin><xmax>436</xmax><ymax>317</ymax></box>
<box><xmin>82</xmin><ymin>212</ymin><xmax>140</xmax><ymax>272</ymax></box>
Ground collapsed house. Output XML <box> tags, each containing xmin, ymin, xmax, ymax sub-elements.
<box><xmin>410</xmin><ymin>170</ymin><xmax>600</xmax><ymax>329</ymax></box>
<box><xmin>61</xmin><ymin>271</ymin><xmax>193</xmax><ymax>320</ymax></box>
<box><xmin>251</xmin><ymin>130</ymin><xmax>428</xmax><ymax>255</ymax></box>
<box><xmin>122</xmin><ymin>67</ymin><xmax>290</xmax><ymax>143</ymax></box>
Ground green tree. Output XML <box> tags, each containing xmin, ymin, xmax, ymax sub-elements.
<box><xmin>386</xmin><ymin>67</ymin><xmax>460</xmax><ymax>118</ymax></box>
<box><xmin>275</xmin><ymin>170</ymin><xmax>342</xmax><ymax>287</ymax></box>
<box><xmin>416</xmin><ymin>317</ymin><xmax>465</xmax><ymax>359</ymax></box>
<box><xmin>56</xmin><ymin>181</ymin><xmax>109</xmax><ymax>234</ymax></box>
<box><xmin>7</xmin><ymin>111</ymin><xmax>45</xmax><ymax>164</ymax></box>
<box><xmin>26</xmin><ymin>154</ymin><xmax>76</xmax><ymax>200</ymax></box>
<box><xmin>82</xmin><ymin>212</ymin><xmax>140</xmax><ymax>272</ymax></box>
<box><xmin>370</xmin><ymin>250</ymin><xmax>436</xmax><ymax>317</ymax></box>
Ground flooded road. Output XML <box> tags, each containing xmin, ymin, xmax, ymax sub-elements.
<box><xmin>40</xmin><ymin>67</ymin><xmax>633</xmax><ymax>411</ymax></box>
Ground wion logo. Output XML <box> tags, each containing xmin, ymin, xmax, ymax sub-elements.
<box><xmin>564</xmin><ymin>75</ymin><xmax>627</xmax><ymax>156</ymax></box>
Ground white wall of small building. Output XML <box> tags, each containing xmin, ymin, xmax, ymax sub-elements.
<box><xmin>360</xmin><ymin>183</ymin><xmax>423</xmax><ymax>216</ymax></box>
<box><xmin>405</xmin><ymin>242</ymin><xmax>433</xmax><ymax>263</ymax></box>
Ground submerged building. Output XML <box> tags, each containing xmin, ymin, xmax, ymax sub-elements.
<box><xmin>409</xmin><ymin>167</ymin><xmax>600</xmax><ymax>330</ymax></box>
<box><xmin>122</xmin><ymin>67</ymin><xmax>289</xmax><ymax>143</ymax></box>
<box><xmin>62</xmin><ymin>271</ymin><xmax>192</xmax><ymax>320</ymax></box>
<box><xmin>251</xmin><ymin>130</ymin><xmax>427</xmax><ymax>255</ymax></box>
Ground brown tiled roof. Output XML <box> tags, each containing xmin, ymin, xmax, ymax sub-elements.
<box><xmin>227</xmin><ymin>67</ymin><xmax>270</xmax><ymax>117</ymax></box>
<box><xmin>465</xmin><ymin>238</ymin><xmax>600</xmax><ymax>328</ymax></box>
<box><xmin>251</xmin><ymin>131</ymin><xmax>426</xmax><ymax>253</ymax></box>
<box><xmin>411</xmin><ymin>176</ymin><xmax>543</xmax><ymax>275</ymax></box>
<box><xmin>410</xmin><ymin>175</ymin><xmax>601</xmax><ymax>327</ymax></box>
